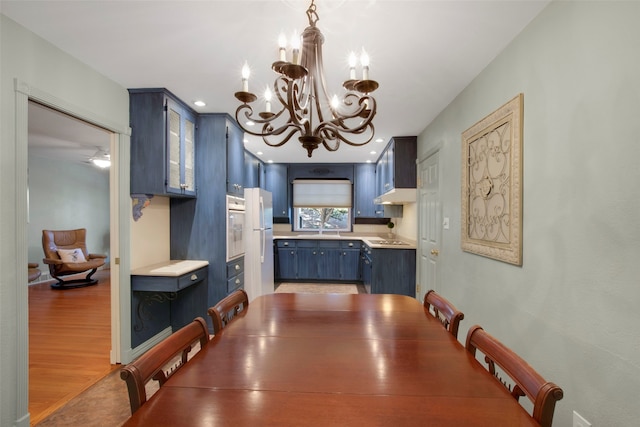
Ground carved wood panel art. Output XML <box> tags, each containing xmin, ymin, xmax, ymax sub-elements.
<box><xmin>461</xmin><ymin>94</ymin><xmax>523</xmax><ymax>265</ymax></box>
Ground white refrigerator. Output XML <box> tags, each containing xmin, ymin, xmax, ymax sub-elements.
<box><xmin>243</xmin><ymin>188</ymin><xmax>274</xmax><ymax>301</ymax></box>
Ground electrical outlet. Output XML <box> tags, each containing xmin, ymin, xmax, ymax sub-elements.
<box><xmin>573</xmin><ymin>411</ymin><xmax>592</xmax><ymax>427</ymax></box>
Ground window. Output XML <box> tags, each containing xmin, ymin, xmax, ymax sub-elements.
<box><xmin>292</xmin><ymin>179</ymin><xmax>352</xmax><ymax>232</ymax></box>
<box><xmin>294</xmin><ymin>207</ymin><xmax>351</xmax><ymax>232</ymax></box>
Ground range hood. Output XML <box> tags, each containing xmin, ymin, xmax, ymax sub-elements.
<box><xmin>374</xmin><ymin>188</ymin><xmax>417</xmax><ymax>205</ymax></box>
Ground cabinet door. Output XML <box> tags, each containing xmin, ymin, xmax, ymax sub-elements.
<box><xmin>318</xmin><ymin>246</ymin><xmax>341</xmax><ymax>281</ymax></box>
<box><xmin>340</xmin><ymin>249</ymin><xmax>360</xmax><ymax>281</ymax></box>
<box><xmin>166</xmin><ymin>98</ymin><xmax>196</xmax><ymax>196</ymax></box>
<box><xmin>226</xmin><ymin>120</ymin><xmax>244</xmax><ymax>195</ymax></box>
<box><xmin>265</xmin><ymin>163</ymin><xmax>289</xmax><ymax>221</ymax></box>
<box><xmin>354</xmin><ymin>163</ymin><xmax>380</xmax><ymax>218</ymax></box>
<box><xmin>278</xmin><ymin>249</ymin><xmax>297</xmax><ymax>280</ymax></box>
<box><xmin>244</xmin><ymin>151</ymin><xmax>263</xmax><ymax>189</ymax></box>
<box><xmin>296</xmin><ymin>248</ymin><xmax>318</xmax><ymax>279</ymax></box>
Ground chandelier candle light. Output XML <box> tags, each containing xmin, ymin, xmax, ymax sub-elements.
<box><xmin>234</xmin><ymin>0</ymin><xmax>379</xmax><ymax>157</ymax></box>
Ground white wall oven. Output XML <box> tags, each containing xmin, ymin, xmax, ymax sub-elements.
<box><xmin>226</xmin><ymin>195</ymin><xmax>245</xmax><ymax>262</ymax></box>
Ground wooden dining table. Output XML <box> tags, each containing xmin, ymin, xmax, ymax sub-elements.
<box><xmin>123</xmin><ymin>293</ymin><xmax>539</xmax><ymax>426</ymax></box>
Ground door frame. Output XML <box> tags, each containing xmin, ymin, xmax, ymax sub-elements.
<box><xmin>13</xmin><ymin>79</ymin><xmax>131</xmax><ymax>424</ymax></box>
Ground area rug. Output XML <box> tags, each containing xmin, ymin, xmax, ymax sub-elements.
<box><xmin>275</xmin><ymin>282</ymin><xmax>364</xmax><ymax>294</ymax></box>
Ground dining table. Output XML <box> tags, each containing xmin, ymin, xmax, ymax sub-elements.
<box><xmin>123</xmin><ymin>293</ymin><xmax>538</xmax><ymax>426</ymax></box>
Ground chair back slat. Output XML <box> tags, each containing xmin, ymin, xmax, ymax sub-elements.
<box><xmin>120</xmin><ymin>317</ymin><xmax>209</xmax><ymax>414</ymax></box>
<box><xmin>465</xmin><ymin>325</ymin><xmax>563</xmax><ymax>427</ymax></box>
<box><xmin>208</xmin><ymin>289</ymin><xmax>249</xmax><ymax>334</ymax></box>
<box><xmin>423</xmin><ymin>290</ymin><xmax>464</xmax><ymax>338</ymax></box>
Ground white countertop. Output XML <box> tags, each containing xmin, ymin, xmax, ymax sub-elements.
<box><xmin>131</xmin><ymin>260</ymin><xmax>209</xmax><ymax>277</ymax></box>
<box><xmin>273</xmin><ymin>233</ymin><xmax>416</xmax><ymax>249</ymax></box>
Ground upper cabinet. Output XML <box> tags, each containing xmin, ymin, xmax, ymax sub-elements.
<box><xmin>226</xmin><ymin>121</ymin><xmax>244</xmax><ymax>196</ymax></box>
<box><xmin>265</xmin><ymin>163</ymin><xmax>289</xmax><ymax>222</ymax></box>
<box><xmin>129</xmin><ymin>89</ymin><xmax>197</xmax><ymax>197</ymax></box>
<box><xmin>354</xmin><ymin>163</ymin><xmax>381</xmax><ymax>218</ymax></box>
<box><xmin>376</xmin><ymin>136</ymin><xmax>417</xmax><ymax>197</ymax></box>
<box><xmin>244</xmin><ymin>151</ymin><xmax>264</xmax><ymax>190</ymax></box>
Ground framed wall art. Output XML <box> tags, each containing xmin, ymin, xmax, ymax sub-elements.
<box><xmin>461</xmin><ymin>93</ymin><xmax>523</xmax><ymax>265</ymax></box>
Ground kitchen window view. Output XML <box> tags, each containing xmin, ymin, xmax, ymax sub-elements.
<box><xmin>293</xmin><ymin>207</ymin><xmax>351</xmax><ymax>232</ymax></box>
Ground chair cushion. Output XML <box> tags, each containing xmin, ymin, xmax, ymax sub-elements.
<box><xmin>57</xmin><ymin>248</ymin><xmax>87</xmax><ymax>263</ymax></box>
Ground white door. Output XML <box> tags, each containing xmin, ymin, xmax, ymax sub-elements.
<box><xmin>418</xmin><ymin>152</ymin><xmax>441</xmax><ymax>302</ymax></box>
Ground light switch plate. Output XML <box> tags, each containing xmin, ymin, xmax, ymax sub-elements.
<box><xmin>573</xmin><ymin>411</ymin><xmax>592</xmax><ymax>427</ymax></box>
<box><xmin>443</xmin><ymin>217</ymin><xmax>450</xmax><ymax>229</ymax></box>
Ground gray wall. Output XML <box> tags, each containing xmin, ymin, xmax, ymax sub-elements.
<box><xmin>417</xmin><ymin>2</ymin><xmax>640</xmax><ymax>426</ymax></box>
<box><xmin>1</xmin><ymin>14</ymin><xmax>129</xmax><ymax>426</ymax></box>
<box><xmin>28</xmin><ymin>154</ymin><xmax>110</xmax><ymax>275</ymax></box>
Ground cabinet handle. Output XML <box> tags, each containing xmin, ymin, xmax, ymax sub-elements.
<box><xmin>313</xmin><ymin>251</ymin><xmax>317</xmax><ymax>255</ymax></box>
<box><xmin>284</xmin><ymin>242</ymin><xmax>289</xmax><ymax>246</ymax></box>
<box><xmin>235</xmin><ymin>264</ymin><xmax>240</xmax><ymax>271</ymax></box>
<box><xmin>348</xmin><ymin>243</ymin><xmax>353</xmax><ymax>247</ymax></box>
<box><xmin>235</xmin><ymin>278</ymin><xmax>241</xmax><ymax>284</ymax></box>
<box><xmin>290</xmin><ymin>251</ymin><xmax>294</xmax><ymax>255</ymax></box>
<box><xmin>190</xmin><ymin>274</ymin><xmax>198</xmax><ymax>281</ymax></box>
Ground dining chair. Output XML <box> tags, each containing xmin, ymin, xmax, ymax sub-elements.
<box><xmin>208</xmin><ymin>289</ymin><xmax>249</xmax><ymax>334</ymax></box>
<box><xmin>120</xmin><ymin>317</ymin><xmax>209</xmax><ymax>414</ymax></box>
<box><xmin>465</xmin><ymin>325</ymin><xmax>563</xmax><ymax>427</ymax></box>
<box><xmin>423</xmin><ymin>289</ymin><xmax>465</xmax><ymax>338</ymax></box>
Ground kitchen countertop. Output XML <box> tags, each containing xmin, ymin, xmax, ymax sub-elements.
<box><xmin>273</xmin><ymin>232</ymin><xmax>416</xmax><ymax>249</ymax></box>
<box><xmin>131</xmin><ymin>260</ymin><xmax>209</xmax><ymax>277</ymax></box>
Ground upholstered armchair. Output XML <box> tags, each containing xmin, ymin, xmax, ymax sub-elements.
<box><xmin>42</xmin><ymin>228</ymin><xmax>107</xmax><ymax>289</ymax></box>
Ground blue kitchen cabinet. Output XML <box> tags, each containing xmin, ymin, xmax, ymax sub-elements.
<box><xmin>354</xmin><ymin>163</ymin><xmax>382</xmax><ymax>218</ymax></box>
<box><xmin>375</xmin><ymin>136</ymin><xmax>417</xmax><ymax>197</ymax></box>
<box><xmin>265</xmin><ymin>163</ymin><xmax>289</xmax><ymax>222</ymax></box>
<box><xmin>244</xmin><ymin>151</ymin><xmax>264</xmax><ymax>189</ymax></box>
<box><xmin>276</xmin><ymin>240</ymin><xmax>297</xmax><ymax>280</ymax></box>
<box><xmin>296</xmin><ymin>240</ymin><xmax>319</xmax><ymax>279</ymax></box>
<box><xmin>129</xmin><ymin>88</ymin><xmax>197</xmax><ymax>197</ymax></box>
<box><xmin>369</xmin><ymin>247</ymin><xmax>416</xmax><ymax>297</ymax></box>
<box><xmin>339</xmin><ymin>240</ymin><xmax>361</xmax><ymax>281</ymax></box>
<box><xmin>317</xmin><ymin>241</ymin><xmax>341</xmax><ymax>281</ymax></box>
<box><xmin>227</xmin><ymin>122</ymin><xmax>245</xmax><ymax>196</ymax></box>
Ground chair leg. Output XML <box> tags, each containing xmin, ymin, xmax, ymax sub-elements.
<box><xmin>50</xmin><ymin>269</ymin><xmax>99</xmax><ymax>290</ymax></box>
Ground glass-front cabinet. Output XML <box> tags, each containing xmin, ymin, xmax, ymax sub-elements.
<box><xmin>166</xmin><ymin>98</ymin><xmax>196</xmax><ymax>196</ymax></box>
<box><xmin>129</xmin><ymin>88</ymin><xmax>197</xmax><ymax>197</ymax></box>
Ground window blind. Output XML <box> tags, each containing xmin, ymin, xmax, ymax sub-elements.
<box><xmin>292</xmin><ymin>179</ymin><xmax>352</xmax><ymax>208</ymax></box>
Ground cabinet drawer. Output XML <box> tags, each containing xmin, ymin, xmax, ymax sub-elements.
<box><xmin>340</xmin><ymin>240</ymin><xmax>361</xmax><ymax>249</ymax></box>
<box><xmin>226</xmin><ymin>258</ymin><xmax>244</xmax><ymax>278</ymax></box>
<box><xmin>276</xmin><ymin>240</ymin><xmax>296</xmax><ymax>248</ymax></box>
<box><xmin>177</xmin><ymin>266</ymin><xmax>208</xmax><ymax>290</ymax></box>
<box><xmin>317</xmin><ymin>240</ymin><xmax>340</xmax><ymax>249</ymax></box>
<box><xmin>227</xmin><ymin>272</ymin><xmax>244</xmax><ymax>293</ymax></box>
<box><xmin>296</xmin><ymin>240</ymin><xmax>318</xmax><ymax>248</ymax></box>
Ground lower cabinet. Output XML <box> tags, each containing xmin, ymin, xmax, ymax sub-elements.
<box><xmin>275</xmin><ymin>239</ymin><xmax>360</xmax><ymax>281</ymax></box>
<box><xmin>369</xmin><ymin>247</ymin><xmax>416</xmax><ymax>296</ymax></box>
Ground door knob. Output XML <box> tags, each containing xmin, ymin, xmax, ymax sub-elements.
<box><xmin>430</xmin><ymin>249</ymin><xmax>440</xmax><ymax>256</ymax></box>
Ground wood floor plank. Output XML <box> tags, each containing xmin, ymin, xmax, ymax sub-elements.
<box><xmin>28</xmin><ymin>270</ymin><xmax>114</xmax><ymax>426</ymax></box>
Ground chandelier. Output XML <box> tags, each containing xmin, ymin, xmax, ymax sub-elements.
<box><xmin>234</xmin><ymin>0</ymin><xmax>379</xmax><ymax>158</ymax></box>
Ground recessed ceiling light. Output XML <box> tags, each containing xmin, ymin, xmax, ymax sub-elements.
<box><xmin>370</xmin><ymin>150</ymin><xmax>376</xmax><ymax>155</ymax></box>
<box><xmin>375</xmin><ymin>138</ymin><xmax>384</xmax><ymax>143</ymax></box>
<box><xmin>267</xmin><ymin>159</ymin><xmax>274</xmax><ymax>163</ymax></box>
<box><xmin>246</xmin><ymin>121</ymin><xmax>255</xmax><ymax>127</ymax></box>
<box><xmin>366</xmin><ymin>159</ymin><xmax>372</xmax><ymax>163</ymax></box>
<box><xmin>243</xmin><ymin>138</ymin><xmax>249</xmax><ymax>143</ymax></box>
<box><xmin>257</xmin><ymin>151</ymin><xmax>263</xmax><ymax>156</ymax></box>
<box><xmin>194</xmin><ymin>100</ymin><xmax>206</xmax><ymax>107</ymax></box>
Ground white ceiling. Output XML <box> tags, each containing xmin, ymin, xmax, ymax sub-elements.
<box><xmin>3</xmin><ymin>0</ymin><xmax>549</xmax><ymax>164</ymax></box>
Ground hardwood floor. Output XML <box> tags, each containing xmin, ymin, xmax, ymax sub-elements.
<box><xmin>29</xmin><ymin>269</ymin><xmax>115</xmax><ymax>426</ymax></box>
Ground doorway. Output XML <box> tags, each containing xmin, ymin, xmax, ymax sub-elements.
<box><xmin>27</xmin><ymin>101</ymin><xmax>114</xmax><ymax>424</ymax></box>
